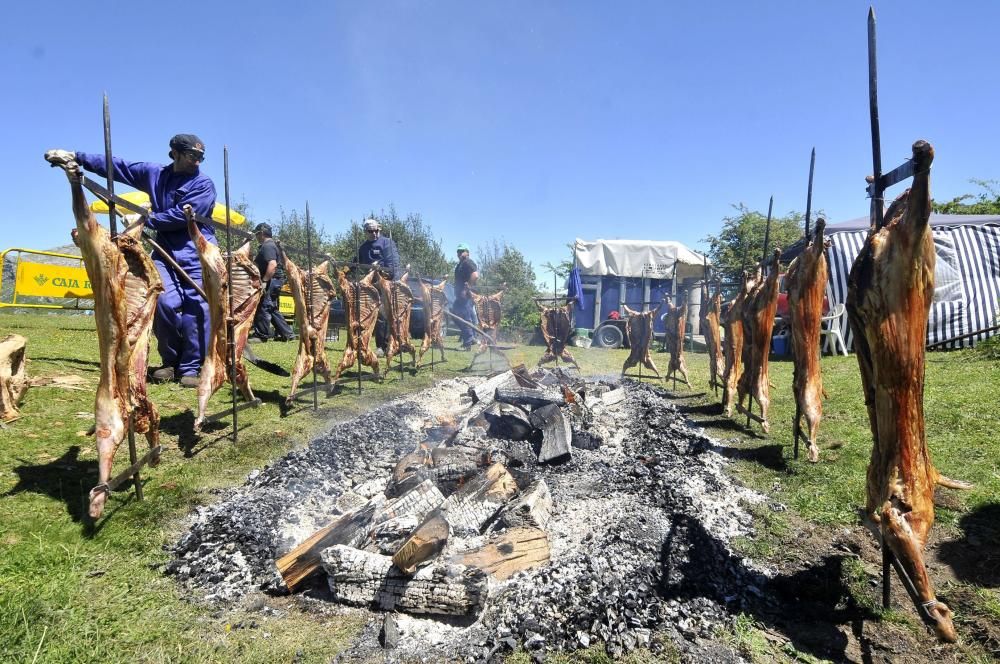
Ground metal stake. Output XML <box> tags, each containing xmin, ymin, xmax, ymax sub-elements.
<box><xmin>761</xmin><ymin>196</ymin><xmax>774</xmax><ymax>266</ymax></box>
<box><xmin>102</xmin><ymin>94</ymin><xmax>118</xmax><ymax>239</ymax></box>
<box><xmin>805</xmin><ymin>147</ymin><xmax>816</xmax><ymax>239</ymax></box>
<box><xmin>126</xmin><ymin>414</ymin><xmax>142</xmax><ymax>500</ymax></box>
<box><xmin>882</xmin><ymin>537</ymin><xmax>892</xmax><ymax>609</ymax></box>
<box><xmin>306</xmin><ymin>202</ymin><xmax>318</xmax><ymax>410</ymax></box>
<box><xmin>868</xmin><ymin>7</ymin><xmax>885</xmax><ymax>231</ymax></box>
<box><xmin>224</xmin><ymin>147</ymin><xmax>238</xmax><ymax>442</ymax></box>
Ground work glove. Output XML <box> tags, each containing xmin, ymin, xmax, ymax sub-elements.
<box><xmin>44</xmin><ymin>149</ymin><xmax>77</xmax><ymax>167</ymax></box>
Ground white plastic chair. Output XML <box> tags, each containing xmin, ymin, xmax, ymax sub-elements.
<box><xmin>820</xmin><ymin>302</ymin><xmax>848</xmax><ymax>355</ymax></box>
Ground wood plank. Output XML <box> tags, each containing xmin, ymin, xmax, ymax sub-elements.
<box><xmin>495</xmin><ymin>387</ymin><xmax>565</xmax><ymax>408</ymax></box>
<box><xmin>529</xmin><ymin>403</ymin><xmax>572</xmax><ymax>463</ymax></box>
<box><xmin>442</xmin><ymin>462</ymin><xmax>519</xmax><ymax>535</ymax></box>
<box><xmin>460</xmin><ymin>526</ymin><xmax>550</xmax><ymax>580</ymax></box>
<box><xmin>497</xmin><ymin>479</ymin><xmax>552</xmax><ymax>529</ymax></box>
<box><xmin>391</xmin><ymin>510</ymin><xmax>450</xmax><ymax>574</ymax></box>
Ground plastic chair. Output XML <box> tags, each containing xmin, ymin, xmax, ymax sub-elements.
<box><xmin>820</xmin><ymin>302</ymin><xmax>848</xmax><ymax>355</ymax></box>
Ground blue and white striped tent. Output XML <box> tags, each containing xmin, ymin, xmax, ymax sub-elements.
<box><xmin>783</xmin><ymin>214</ymin><xmax>1000</xmax><ymax>350</ymax></box>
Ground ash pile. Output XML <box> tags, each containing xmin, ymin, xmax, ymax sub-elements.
<box><xmin>166</xmin><ymin>367</ymin><xmax>774</xmax><ymax>662</ymax></box>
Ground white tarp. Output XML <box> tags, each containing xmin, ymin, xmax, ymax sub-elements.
<box><xmin>573</xmin><ymin>238</ymin><xmax>709</xmax><ymax>280</ymax></box>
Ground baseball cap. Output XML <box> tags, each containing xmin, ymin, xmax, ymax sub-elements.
<box><xmin>456</xmin><ymin>243</ymin><xmax>470</xmax><ymax>252</ymax></box>
<box><xmin>253</xmin><ymin>223</ymin><xmax>272</xmax><ymax>235</ymax></box>
<box><xmin>169</xmin><ymin>134</ymin><xmax>206</xmax><ymax>158</ymax></box>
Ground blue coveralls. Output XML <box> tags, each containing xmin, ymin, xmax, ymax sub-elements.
<box><xmin>75</xmin><ymin>152</ymin><xmax>217</xmax><ymax>377</ymax></box>
<box><xmin>358</xmin><ymin>235</ymin><xmax>402</xmax><ymax>349</ymax></box>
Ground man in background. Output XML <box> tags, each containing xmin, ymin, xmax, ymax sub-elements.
<box><xmin>357</xmin><ymin>218</ymin><xmax>401</xmax><ymax>354</ymax></box>
<box><xmin>251</xmin><ymin>223</ymin><xmax>295</xmax><ymax>343</ymax></box>
<box><xmin>452</xmin><ymin>243</ymin><xmax>479</xmax><ymax>350</ymax></box>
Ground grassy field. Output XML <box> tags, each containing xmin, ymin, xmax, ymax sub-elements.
<box><xmin>1</xmin><ymin>311</ymin><xmax>997</xmax><ymax>662</ymax></box>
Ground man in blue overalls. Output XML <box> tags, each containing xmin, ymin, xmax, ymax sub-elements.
<box><xmin>47</xmin><ymin>135</ymin><xmax>217</xmax><ymax>387</ymax></box>
<box><xmin>357</xmin><ymin>218</ymin><xmax>401</xmax><ymax>354</ymax></box>
<box><xmin>452</xmin><ymin>243</ymin><xmax>479</xmax><ymax>350</ymax></box>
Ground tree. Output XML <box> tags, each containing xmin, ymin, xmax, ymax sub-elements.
<box><xmin>476</xmin><ymin>239</ymin><xmax>541</xmax><ymax>331</ymax></box>
<box><xmin>932</xmin><ymin>179</ymin><xmax>1000</xmax><ymax>214</ymax></box>
<box><xmin>269</xmin><ymin>207</ymin><xmax>332</xmax><ymax>264</ymax></box>
<box><xmin>702</xmin><ymin>204</ymin><xmax>805</xmax><ymax>284</ymax></box>
<box><xmin>327</xmin><ymin>205</ymin><xmax>449</xmax><ymax>277</ymax></box>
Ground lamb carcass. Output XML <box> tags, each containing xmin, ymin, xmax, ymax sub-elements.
<box><xmin>785</xmin><ymin>218</ymin><xmax>830</xmax><ymax>462</ymax></box>
<box><xmin>662</xmin><ymin>296</ymin><xmax>692</xmax><ymax>387</ymax></box>
<box><xmin>282</xmin><ymin>251</ymin><xmax>335</xmax><ymax>403</ymax></box>
<box><xmin>185</xmin><ymin>206</ymin><xmax>263</xmax><ymax>430</ymax></box>
<box><xmin>621</xmin><ymin>301</ymin><xmax>664</xmax><ymax>379</ymax></box>
<box><xmin>332</xmin><ymin>267</ymin><xmax>382</xmax><ymax>382</ymax></box>
<box><xmin>737</xmin><ymin>250</ymin><xmax>781</xmax><ymax>432</ymax></box>
<box><xmin>417</xmin><ymin>277</ymin><xmax>448</xmax><ymax>366</ymax></box>
<box><xmin>700</xmin><ymin>281</ymin><xmax>725</xmax><ymax>393</ymax></box>
<box><xmin>721</xmin><ymin>269</ymin><xmax>760</xmax><ymax>416</ymax></box>
<box><xmin>847</xmin><ymin>140</ymin><xmax>969</xmax><ymax>642</ymax></box>
<box><xmin>377</xmin><ymin>267</ymin><xmax>417</xmax><ymax>371</ymax></box>
<box><xmin>470</xmin><ymin>287</ymin><xmax>505</xmax><ymax>352</ymax></box>
<box><xmin>536</xmin><ymin>300</ymin><xmax>579</xmax><ymax>369</ymax></box>
<box><xmin>47</xmin><ymin>155</ymin><xmax>163</xmax><ymax>518</ymax></box>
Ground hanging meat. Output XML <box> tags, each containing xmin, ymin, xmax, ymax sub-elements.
<box><xmin>417</xmin><ymin>277</ymin><xmax>448</xmax><ymax>366</ymax></box>
<box><xmin>737</xmin><ymin>250</ymin><xmax>781</xmax><ymax>432</ymax></box>
<box><xmin>785</xmin><ymin>218</ymin><xmax>830</xmax><ymax>462</ymax></box>
<box><xmin>721</xmin><ymin>269</ymin><xmax>759</xmax><ymax>416</ymax></box>
<box><xmin>470</xmin><ymin>287</ymin><xmax>505</xmax><ymax>351</ymax></box>
<box><xmin>282</xmin><ymin>251</ymin><xmax>335</xmax><ymax>404</ymax></box>
<box><xmin>662</xmin><ymin>296</ymin><xmax>692</xmax><ymax>387</ymax></box>
<box><xmin>536</xmin><ymin>300</ymin><xmax>579</xmax><ymax>369</ymax></box>
<box><xmin>46</xmin><ymin>155</ymin><xmax>163</xmax><ymax>518</ymax></box>
<box><xmin>376</xmin><ymin>266</ymin><xmax>417</xmax><ymax>371</ymax></box>
<box><xmin>700</xmin><ymin>281</ymin><xmax>725</xmax><ymax>393</ymax></box>
<box><xmin>332</xmin><ymin>267</ymin><xmax>382</xmax><ymax>382</ymax></box>
<box><xmin>621</xmin><ymin>301</ymin><xmax>664</xmax><ymax>379</ymax></box>
<box><xmin>847</xmin><ymin>141</ymin><xmax>969</xmax><ymax>643</ymax></box>
<box><xmin>185</xmin><ymin>206</ymin><xmax>263</xmax><ymax>430</ymax></box>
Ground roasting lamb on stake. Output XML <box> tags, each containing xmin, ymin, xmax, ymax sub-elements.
<box><xmin>282</xmin><ymin>250</ymin><xmax>335</xmax><ymax>403</ymax></box>
<box><xmin>662</xmin><ymin>296</ymin><xmax>692</xmax><ymax>387</ymax></box>
<box><xmin>470</xmin><ymin>285</ymin><xmax>506</xmax><ymax>355</ymax></box>
<box><xmin>700</xmin><ymin>281</ymin><xmax>725</xmax><ymax>393</ymax></box>
<box><xmin>185</xmin><ymin>206</ymin><xmax>263</xmax><ymax>430</ymax></box>
<box><xmin>536</xmin><ymin>300</ymin><xmax>579</xmax><ymax>369</ymax></box>
<box><xmin>847</xmin><ymin>141</ymin><xmax>970</xmax><ymax>643</ymax></box>
<box><xmin>417</xmin><ymin>277</ymin><xmax>448</xmax><ymax>366</ymax></box>
<box><xmin>376</xmin><ymin>266</ymin><xmax>417</xmax><ymax>371</ymax></box>
<box><xmin>736</xmin><ymin>251</ymin><xmax>781</xmax><ymax>432</ymax></box>
<box><xmin>332</xmin><ymin>267</ymin><xmax>382</xmax><ymax>383</ymax></box>
<box><xmin>785</xmin><ymin>218</ymin><xmax>830</xmax><ymax>462</ymax></box>
<box><xmin>46</xmin><ymin>155</ymin><xmax>163</xmax><ymax>518</ymax></box>
<box><xmin>721</xmin><ymin>269</ymin><xmax>759</xmax><ymax>416</ymax></box>
<box><xmin>621</xmin><ymin>300</ymin><xmax>664</xmax><ymax>379</ymax></box>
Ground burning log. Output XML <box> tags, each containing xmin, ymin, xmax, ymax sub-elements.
<box><xmin>368</xmin><ymin>514</ymin><xmax>421</xmax><ymax>555</ymax></box>
<box><xmin>376</xmin><ymin>267</ymin><xmax>417</xmax><ymax>371</ymax></box>
<box><xmin>417</xmin><ymin>277</ymin><xmax>448</xmax><ymax>366</ymax></box>
<box><xmin>281</xmin><ymin>249</ymin><xmax>336</xmax><ymax>403</ymax></box>
<box><xmin>536</xmin><ymin>300</ymin><xmax>580</xmax><ymax>369</ymax></box>
<box><xmin>496</xmin><ymin>479</ymin><xmax>552</xmax><ymax>530</ymax></box>
<box><xmin>786</xmin><ymin>218</ymin><xmax>830</xmax><ymax>462</ymax></box>
<box><xmin>441</xmin><ymin>462</ymin><xmax>519</xmax><ymax>535</ymax></box>
<box><xmin>621</xmin><ymin>301</ymin><xmax>664</xmax><ymax>379</ymax></box>
<box><xmin>387</xmin><ymin>444</ymin><xmax>491</xmax><ymax>497</ymax></box>
<box><xmin>601</xmin><ymin>387</ymin><xmax>625</xmax><ymax>407</ymax></box>
<box><xmin>332</xmin><ymin>267</ymin><xmax>382</xmax><ymax>383</ymax></box>
<box><xmin>484</xmin><ymin>403</ymin><xmax>534</xmax><ymax>441</ymax></box>
<box><xmin>47</xmin><ymin>157</ymin><xmax>163</xmax><ymax>518</ymax></box>
<box><xmin>322</xmin><ymin>545</ymin><xmax>488</xmax><ymax>616</ymax></box>
<box><xmin>529</xmin><ymin>403</ymin><xmax>572</xmax><ymax>463</ymax></box>
<box><xmin>662</xmin><ymin>296</ymin><xmax>692</xmax><ymax>387</ymax></box>
<box><xmin>494</xmin><ymin>386</ymin><xmax>565</xmax><ymax>409</ymax></box>
<box><xmin>700</xmin><ymin>282</ymin><xmax>725</xmax><ymax>393</ymax></box>
<box><xmin>460</xmin><ymin>526</ymin><xmax>550</xmax><ymax>581</ymax></box>
<box><xmin>391</xmin><ymin>510</ymin><xmax>450</xmax><ymax>573</ymax></box>
<box><xmin>468</xmin><ymin>370</ymin><xmax>516</xmax><ymax>405</ymax></box>
<box><xmin>0</xmin><ymin>334</ymin><xmax>28</xmax><ymax>422</ymax></box>
<box><xmin>847</xmin><ymin>141</ymin><xmax>969</xmax><ymax>642</ymax></box>
<box><xmin>186</xmin><ymin>206</ymin><xmax>264</xmax><ymax>430</ymax></box>
<box><xmin>736</xmin><ymin>250</ymin><xmax>782</xmax><ymax>432</ymax></box>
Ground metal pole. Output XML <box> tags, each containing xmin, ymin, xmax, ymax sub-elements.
<box><xmin>102</xmin><ymin>93</ymin><xmax>118</xmax><ymax>239</ymax></box>
<box><xmin>868</xmin><ymin>6</ymin><xmax>885</xmax><ymax>231</ymax></box>
<box><xmin>306</xmin><ymin>202</ymin><xmax>318</xmax><ymax>411</ymax></box>
<box><xmin>761</xmin><ymin>196</ymin><xmax>774</xmax><ymax>266</ymax></box>
<box><xmin>224</xmin><ymin>147</ymin><xmax>238</xmax><ymax>443</ymax></box>
<box><xmin>805</xmin><ymin>147</ymin><xmax>816</xmax><ymax>238</ymax></box>
<box><xmin>882</xmin><ymin>539</ymin><xmax>892</xmax><ymax>609</ymax></box>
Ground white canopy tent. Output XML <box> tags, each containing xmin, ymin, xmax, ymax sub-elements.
<box><xmin>573</xmin><ymin>238</ymin><xmax>709</xmax><ymax>281</ymax></box>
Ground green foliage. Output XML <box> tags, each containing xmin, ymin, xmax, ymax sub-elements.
<box><xmin>702</xmin><ymin>204</ymin><xmax>805</xmax><ymax>284</ymax></box>
<box><xmin>269</xmin><ymin>207</ymin><xmax>332</xmax><ymax>264</ymax></box>
<box><xmin>932</xmin><ymin>179</ymin><xmax>1000</xmax><ymax>214</ymax></box>
<box><xmin>327</xmin><ymin>205</ymin><xmax>449</xmax><ymax>278</ymax></box>
<box><xmin>476</xmin><ymin>239</ymin><xmax>541</xmax><ymax>330</ymax></box>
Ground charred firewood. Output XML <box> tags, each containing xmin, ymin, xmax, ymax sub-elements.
<box><xmin>736</xmin><ymin>251</ymin><xmax>781</xmax><ymax>432</ymax></box>
<box><xmin>282</xmin><ymin>249</ymin><xmax>336</xmax><ymax>404</ymax></box>
<box><xmin>376</xmin><ymin>266</ymin><xmax>416</xmax><ymax>372</ymax></box>
<box><xmin>494</xmin><ymin>386</ymin><xmax>565</xmax><ymax>409</ymax></box>
<box><xmin>0</xmin><ymin>334</ymin><xmax>28</xmax><ymax>422</ymax></box>
<box><xmin>700</xmin><ymin>281</ymin><xmax>725</xmax><ymax>393</ymax></box>
<box><xmin>332</xmin><ymin>267</ymin><xmax>382</xmax><ymax>383</ymax></box>
<box><xmin>662</xmin><ymin>296</ymin><xmax>692</xmax><ymax>387</ymax></box>
<box><xmin>186</xmin><ymin>207</ymin><xmax>264</xmax><ymax>431</ymax></box>
<box><xmin>847</xmin><ymin>140</ymin><xmax>970</xmax><ymax>643</ymax></box>
<box><xmin>441</xmin><ymin>462</ymin><xmax>519</xmax><ymax>535</ymax></box>
<box><xmin>47</xmin><ymin>157</ymin><xmax>163</xmax><ymax>518</ymax></box>
<box><xmin>786</xmin><ymin>218</ymin><xmax>830</xmax><ymax>462</ymax></box>
<box><xmin>484</xmin><ymin>402</ymin><xmax>533</xmax><ymax>440</ymax></box>
<box><xmin>536</xmin><ymin>300</ymin><xmax>580</xmax><ymax>369</ymax></box>
<box><xmin>621</xmin><ymin>300</ymin><xmax>664</xmax><ymax>379</ymax></box>
<box><xmin>459</xmin><ymin>526</ymin><xmax>550</xmax><ymax>580</ymax></box>
<box><xmin>417</xmin><ymin>277</ymin><xmax>448</xmax><ymax>366</ymax></box>
<box><xmin>529</xmin><ymin>403</ymin><xmax>572</xmax><ymax>463</ymax></box>
<box><xmin>391</xmin><ymin>509</ymin><xmax>450</xmax><ymax>574</ymax></box>
<box><xmin>495</xmin><ymin>479</ymin><xmax>552</xmax><ymax>530</ymax></box>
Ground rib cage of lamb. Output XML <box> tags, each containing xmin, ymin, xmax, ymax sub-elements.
<box><xmin>621</xmin><ymin>300</ymin><xmax>663</xmax><ymax>379</ymax></box>
<box><xmin>662</xmin><ymin>296</ymin><xmax>692</xmax><ymax>387</ymax></box>
<box><xmin>185</xmin><ymin>206</ymin><xmax>263</xmax><ymax>431</ymax></box>
<box><xmin>536</xmin><ymin>300</ymin><xmax>579</xmax><ymax>369</ymax></box>
<box><xmin>846</xmin><ymin>140</ymin><xmax>970</xmax><ymax>643</ymax></box>
<box><xmin>721</xmin><ymin>269</ymin><xmax>758</xmax><ymax>417</ymax></box>
<box><xmin>417</xmin><ymin>277</ymin><xmax>448</xmax><ymax>366</ymax></box>
<box><xmin>785</xmin><ymin>218</ymin><xmax>830</xmax><ymax>462</ymax></box>
<box><xmin>376</xmin><ymin>267</ymin><xmax>416</xmax><ymax>371</ymax></box>
<box><xmin>332</xmin><ymin>267</ymin><xmax>382</xmax><ymax>382</ymax></box>
<box><xmin>281</xmin><ymin>250</ymin><xmax>336</xmax><ymax>403</ymax></box>
<box><xmin>46</xmin><ymin>154</ymin><xmax>163</xmax><ymax>518</ymax></box>
<box><xmin>470</xmin><ymin>286</ymin><xmax>505</xmax><ymax>354</ymax></box>
<box><xmin>700</xmin><ymin>281</ymin><xmax>725</xmax><ymax>393</ymax></box>
<box><xmin>736</xmin><ymin>250</ymin><xmax>781</xmax><ymax>432</ymax></box>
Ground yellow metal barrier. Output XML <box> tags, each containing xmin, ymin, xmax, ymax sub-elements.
<box><xmin>0</xmin><ymin>247</ymin><xmax>93</xmax><ymax>310</ymax></box>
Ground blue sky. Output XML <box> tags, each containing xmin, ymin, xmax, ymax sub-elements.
<box><xmin>4</xmin><ymin>1</ymin><xmax>999</xmax><ymax>286</ymax></box>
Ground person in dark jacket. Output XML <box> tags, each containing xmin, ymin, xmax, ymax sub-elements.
<box><xmin>452</xmin><ymin>243</ymin><xmax>479</xmax><ymax>349</ymax></box>
<box><xmin>46</xmin><ymin>135</ymin><xmax>216</xmax><ymax>388</ymax></box>
<box><xmin>357</xmin><ymin>218</ymin><xmax>401</xmax><ymax>354</ymax></box>
<box><xmin>251</xmin><ymin>223</ymin><xmax>295</xmax><ymax>342</ymax></box>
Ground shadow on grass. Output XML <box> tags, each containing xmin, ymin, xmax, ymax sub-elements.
<box><xmin>31</xmin><ymin>355</ymin><xmax>102</xmax><ymax>369</ymax></box>
<box><xmin>717</xmin><ymin>443</ymin><xmax>789</xmax><ymax>472</ymax></box>
<box><xmin>678</xmin><ymin>402</ymin><xmax>725</xmax><ymax>416</ymax></box>
<box><xmin>3</xmin><ymin>444</ymin><xmax>99</xmax><ymax>527</ymax></box>
<box><xmin>937</xmin><ymin>502</ymin><xmax>1000</xmax><ymax>588</ymax></box>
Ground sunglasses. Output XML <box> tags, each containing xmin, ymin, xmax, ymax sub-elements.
<box><xmin>182</xmin><ymin>149</ymin><xmax>205</xmax><ymax>162</ymax></box>
<box><xmin>365</xmin><ymin>228</ymin><xmax>378</xmax><ymax>233</ymax></box>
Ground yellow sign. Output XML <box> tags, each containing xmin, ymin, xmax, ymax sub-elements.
<box><xmin>89</xmin><ymin>192</ymin><xmax>247</xmax><ymax>226</ymax></box>
<box><xmin>278</xmin><ymin>292</ymin><xmax>296</xmax><ymax>317</ymax></box>
<box><xmin>16</xmin><ymin>261</ymin><xmax>92</xmax><ymax>299</ymax></box>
